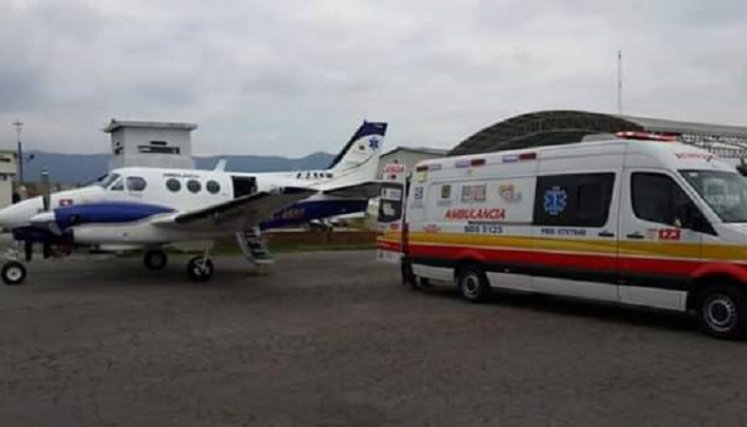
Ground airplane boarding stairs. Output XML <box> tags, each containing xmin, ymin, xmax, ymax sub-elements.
<box><xmin>236</xmin><ymin>227</ymin><xmax>275</xmax><ymax>266</ymax></box>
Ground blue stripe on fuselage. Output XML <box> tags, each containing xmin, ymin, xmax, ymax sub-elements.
<box><xmin>54</xmin><ymin>202</ymin><xmax>174</xmax><ymax>229</ymax></box>
<box><xmin>260</xmin><ymin>199</ymin><xmax>368</xmax><ymax>230</ymax></box>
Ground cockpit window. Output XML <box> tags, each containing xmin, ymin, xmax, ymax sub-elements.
<box><xmin>126</xmin><ymin>176</ymin><xmax>147</xmax><ymax>192</ymax></box>
<box><xmin>97</xmin><ymin>173</ymin><xmax>120</xmax><ymax>188</ymax></box>
<box><xmin>110</xmin><ymin>177</ymin><xmax>124</xmax><ymax>191</ymax></box>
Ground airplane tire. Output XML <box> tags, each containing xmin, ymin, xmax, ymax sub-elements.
<box><xmin>144</xmin><ymin>250</ymin><xmax>168</xmax><ymax>270</ymax></box>
<box><xmin>187</xmin><ymin>256</ymin><xmax>214</xmax><ymax>282</ymax></box>
<box><xmin>2</xmin><ymin>261</ymin><xmax>27</xmax><ymax>286</ymax></box>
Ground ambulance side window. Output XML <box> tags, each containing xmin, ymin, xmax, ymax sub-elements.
<box><xmin>534</xmin><ymin>173</ymin><xmax>615</xmax><ymax>227</ymax></box>
<box><xmin>632</xmin><ymin>172</ymin><xmax>712</xmax><ymax>233</ymax></box>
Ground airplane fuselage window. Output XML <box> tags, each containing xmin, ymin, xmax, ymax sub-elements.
<box><xmin>166</xmin><ymin>178</ymin><xmax>181</xmax><ymax>192</ymax></box>
<box><xmin>126</xmin><ymin>176</ymin><xmax>147</xmax><ymax>192</ymax></box>
<box><xmin>206</xmin><ymin>180</ymin><xmax>220</xmax><ymax>194</ymax></box>
<box><xmin>187</xmin><ymin>179</ymin><xmax>201</xmax><ymax>193</ymax></box>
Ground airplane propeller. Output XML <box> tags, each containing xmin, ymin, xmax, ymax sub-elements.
<box><xmin>39</xmin><ymin>168</ymin><xmax>58</xmax><ymax>257</ymax></box>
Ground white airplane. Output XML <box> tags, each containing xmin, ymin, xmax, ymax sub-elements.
<box><xmin>0</xmin><ymin>121</ymin><xmax>387</xmax><ymax>285</ymax></box>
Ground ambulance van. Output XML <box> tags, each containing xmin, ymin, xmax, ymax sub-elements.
<box><xmin>377</xmin><ymin>133</ymin><xmax>747</xmax><ymax>338</ymax></box>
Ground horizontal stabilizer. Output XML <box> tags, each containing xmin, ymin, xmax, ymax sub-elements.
<box><xmin>323</xmin><ymin>181</ymin><xmax>382</xmax><ymax>199</ymax></box>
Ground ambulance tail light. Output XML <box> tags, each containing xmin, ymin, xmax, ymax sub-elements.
<box><xmin>502</xmin><ymin>152</ymin><xmax>537</xmax><ymax>163</ymax></box>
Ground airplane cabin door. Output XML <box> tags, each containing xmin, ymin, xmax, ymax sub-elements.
<box><xmin>231</xmin><ymin>176</ymin><xmax>257</xmax><ymax>198</ymax></box>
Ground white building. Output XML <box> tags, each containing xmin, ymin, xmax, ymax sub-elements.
<box><xmin>103</xmin><ymin>120</ymin><xmax>197</xmax><ymax>170</ymax></box>
<box><xmin>0</xmin><ymin>150</ymin><xmax>17</xmax><ymax>208</ymax></box>
<box><xmin>377</xmin><ymin>146</ymin><xmax>448</xmax><ymax>178</ymax></box>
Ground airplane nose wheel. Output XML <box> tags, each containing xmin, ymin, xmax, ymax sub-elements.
<box><xmin>187</xmin><ymin>256</ymin><xmax>214</xmax><ymax>282</ymax></box>
<box><xmin>144</xmin><ymin>249</ymin><xmax>168</xmax><ymax>270</ymax></box>
<box><xmin>2</xmin><ymin>261</ymin><xmax>27</xmax><ymax>286</ymax></box>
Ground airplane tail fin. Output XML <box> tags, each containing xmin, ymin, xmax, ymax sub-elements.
<box><xmin>325</xmin><ymin>121</ymin><xmax>387</xmax><ymax>186</ymax></box>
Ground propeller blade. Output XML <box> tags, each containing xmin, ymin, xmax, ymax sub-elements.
<box><xmin>41</xmin><ymin>168</ymin><xmax>50</xmax><ymax>212</ymax></box>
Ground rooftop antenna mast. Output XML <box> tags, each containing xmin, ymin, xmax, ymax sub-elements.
<box><xmin>12</xmin><ymin>119</ymin><xmax>23</xmax><ymax>183</ymax></box>
<box><xmin>617</xmin><ymin>50</ymin><xmax>623</xmax><ymax>116</ymax></box>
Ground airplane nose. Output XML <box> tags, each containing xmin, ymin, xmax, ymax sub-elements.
<box><xmin>0</xmin><ymin>197</ymin><xmax>43</xmax><ymax>230</ymax></box>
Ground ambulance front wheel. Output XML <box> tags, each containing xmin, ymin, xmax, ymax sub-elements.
<box><xmin>697</xmin><ymin>284</ymin><xmax>747</xmax><ymax>339</ymax></box>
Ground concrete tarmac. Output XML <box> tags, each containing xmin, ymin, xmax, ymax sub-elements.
<box><xmin>1</xmin><ymin>251</ymin><xmax>746</xmax><ymax>426</ymax></box>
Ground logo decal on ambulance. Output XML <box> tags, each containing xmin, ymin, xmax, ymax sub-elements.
<box><xmin>414</xmin><ymin>187</ymin><xmax>424</xmax><ymax>200</ymax></box>
<box><xmin>499</xmin><ymin>184</ymin><xmax>522</xmax><ymax>202</ymax></box>
<box><xmin>543</xmin><ymin>186</ymin><xmax>567</xmax><ymax>216</ymax></box>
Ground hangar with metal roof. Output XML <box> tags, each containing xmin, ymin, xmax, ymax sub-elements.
<box><xmin>449</xmin><ymin>110</ymin><xmax>747</xmax><ymax>159</ymax></box>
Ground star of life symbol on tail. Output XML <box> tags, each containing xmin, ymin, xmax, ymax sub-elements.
<box><xmin>368</xmin><ymin>137</ymin><xmax>380</xmax><ymax>151</ymax></box>
<box><xmin>543</xmin><ymin>186</ymin><xmax>567</xmax><ymax>216</ymax></box>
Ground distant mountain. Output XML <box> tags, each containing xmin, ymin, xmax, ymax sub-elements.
<box><xmin>22</xmin><ymin>150</ymin><xmax>335</xmax><ymax>184</ymax></box>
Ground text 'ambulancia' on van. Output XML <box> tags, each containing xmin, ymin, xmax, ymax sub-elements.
<box><xmin>377</xmin><ymin>133</ymin><xmax>747</xmax><ymax>339</ymax></box>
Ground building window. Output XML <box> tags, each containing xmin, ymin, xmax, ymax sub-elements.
<box><xmin>187</xmin><ymin>179</ymin><xmax>201</xmax><ymax>193</ymax></box>
<box><xmin>166</xmin><ymin>178</ymin><xmax>181</xmax><ymax>192</ymax></box>
<box><xmin>206</xmin><ymin>180</ymin><xmax>220</xmax><ymax>194</ymax></box>
<box><xmin>126</xmin><ymin>176</ymin><xmax>147</xmax><ymax>192</ymax></box>
<box><xmin>138</xmin><ymin>145</ymin><xmax>180</xmax><ymax>154</ymax></box>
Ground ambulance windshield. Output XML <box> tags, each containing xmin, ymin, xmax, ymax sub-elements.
<box><xmin>680</xmin><ymin>170</ymin><xmax>747</xmax><ymax>223</ymax></box>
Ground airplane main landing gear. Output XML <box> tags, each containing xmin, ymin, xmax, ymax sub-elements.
<box><xmin>1</xmin><ymin>261</ymin><xmax>27</xmax><ymax>286</ymax></box>
<box><xmin>187</xmin><ymin>255</ymin><xmax>214</xmax><ymax>282</ymax></box>
<box><xmin>144</xmin><ymin>249</ymin><xmax>168</xmax><ymax>271</ymax></box>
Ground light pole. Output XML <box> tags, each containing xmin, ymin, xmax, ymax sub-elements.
<box><xmin>12</xmin><ymin>120</ymin><xmax>23</xmax><ymax>183</ymax></box>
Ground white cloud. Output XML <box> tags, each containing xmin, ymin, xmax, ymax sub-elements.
<box><xmin>0</xmin><ymin>0</ymin><xmax>746</xmax><ymax>156</ymax></box>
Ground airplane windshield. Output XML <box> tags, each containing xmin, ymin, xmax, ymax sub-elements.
<box><xmin>96</xmin><ymin>173</ymin><xmax>120</xmax><ymax>188</ymax></box>
<box><xmin>680</xmin><ymin>169</ymin><xmax>747</xmax><ymax>223</ymax></box>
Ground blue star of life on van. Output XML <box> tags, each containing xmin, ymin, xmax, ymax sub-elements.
<box><xmin>543</xmin><ymin>186</ymin><xmax>567</xmax><ymax>216</ymax></box>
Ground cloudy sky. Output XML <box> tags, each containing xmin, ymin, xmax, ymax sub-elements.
<box><xmin>1</xmin><ymin>0</ymin><xmax>746</xmax><ymax>157</ymax></box>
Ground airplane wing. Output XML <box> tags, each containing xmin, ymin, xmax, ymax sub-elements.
<box><xmin>153</xmin><ymin>187</ymin><xmax>315</xmax><ymax>230</ymax></box>
<box><xmin>322</xmin><ymin>181</ymin><xmax>382</xmax><ymax>199</ymax></box>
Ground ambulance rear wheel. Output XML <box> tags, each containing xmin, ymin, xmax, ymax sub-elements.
<box><xmin>144</xmin><ymin>250</ymin><xmax>168</xmax><ymax>270</ymax></box>
<box><xmin>457</xmin><ymin>265</ymin><xmax>490</xmax><ymax>303</ymax></box>
<box><xmin>187</xmin><ymin>256</ymin><xmax>214</xmax><ymax>282</ymax></box>
<box><xmin>2</xmin><ymin>261</ymin><xmax>27</xmax><ymax>286</ymax></box>
<box><xmin>697</xmin><ymin>284</ymin><xmax>747</xmax><ymax>339</ymax></box>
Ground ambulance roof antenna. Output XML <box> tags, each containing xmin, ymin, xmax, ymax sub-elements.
<box><xmin>617</xmin><ymin>50</ymin><xmax>623</xmax><ymax>116</ymax></box>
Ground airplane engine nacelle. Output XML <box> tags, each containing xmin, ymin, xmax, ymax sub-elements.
<box><xmin>70</xmin><ymin>222</ymin><xmax>221</xmax><ymax>245</ymax></box>
<box><xmin>71</xmin><ymin>223</ymin><xmax>173</xmax><ymax>245</ymax></box>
